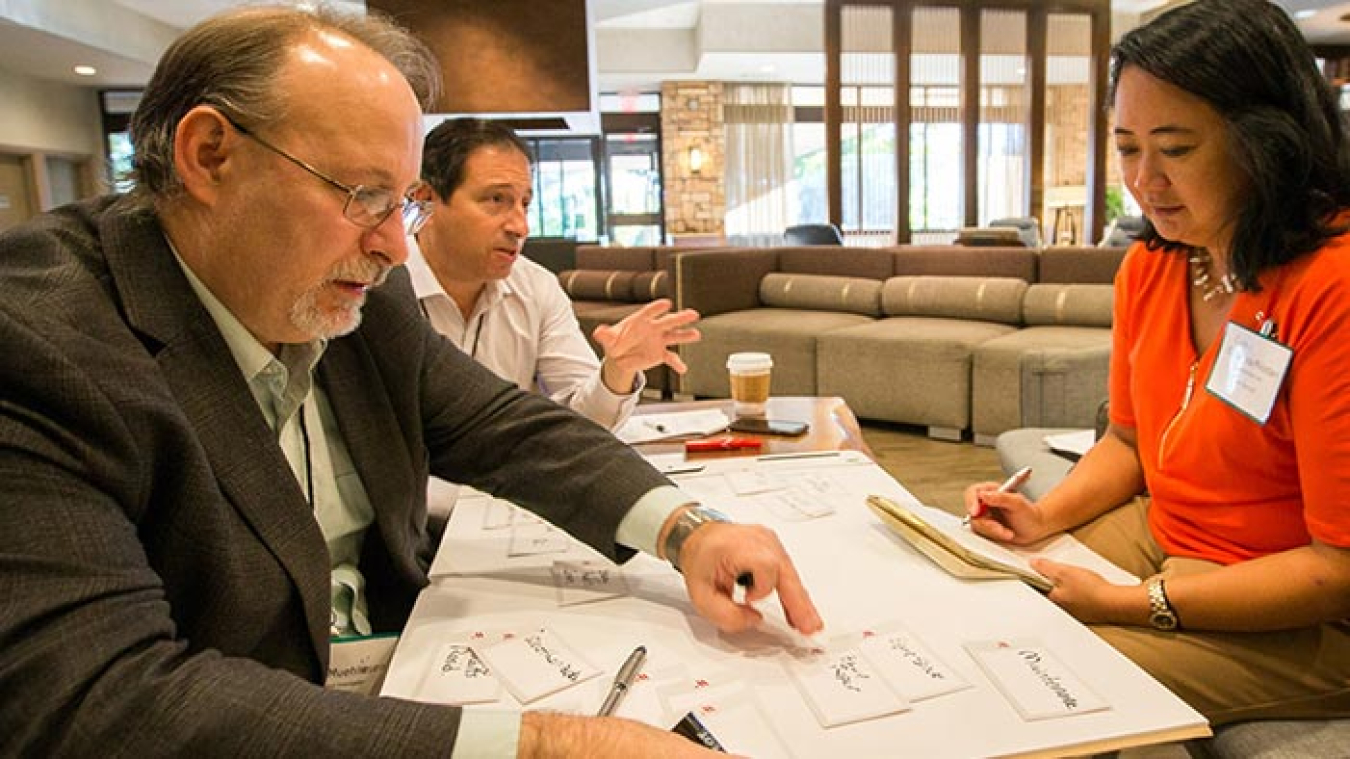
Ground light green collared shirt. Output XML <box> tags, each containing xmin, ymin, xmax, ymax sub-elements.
<box><xmin>173</xmin><ymin>251</ymin><xmax>375</xmax><ymax>639</ymax></box>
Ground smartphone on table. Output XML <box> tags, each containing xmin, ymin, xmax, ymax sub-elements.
<box><xmin>728</xmin><ymin>418</ymin><xmax>810</xmax><ymax>436</ymax></box>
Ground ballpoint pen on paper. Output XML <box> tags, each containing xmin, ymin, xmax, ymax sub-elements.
<box><xmin>597</xmin><ymin>645</ymin><xmax>647</xmax><ymax>717</ymax></box>
<box><xmin>962</xmin><ymin>465</ymin><xmax>1032</xmax><ymax>527</ymax></box>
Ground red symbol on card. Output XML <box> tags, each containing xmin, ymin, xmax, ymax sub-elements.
<box><xmin>636</xmin><ymin>672</ymin><xmax>649</xmax><ymax>682</ymax></box>
<box><xmin>997</xmin><ymin>641</ymin><xmax>1010</xmax><ymax>648</ymax></box>
<box><xmin>862</xmin><ymin>630</ymin><xmax>876</xmax><ymax>638</ymax></box>
<box><xmin>700</xmin><ymin>704</ymin><xmax>718</xmax><ymax>715</ymax></box>
<box><xmin>471</xmin><ymin>631</ymin><xmax>485</xmax><ymax>639</ymax></box>
<box><xmin>694</xmin><ymin>679</ymin><xmax>710</xmax><ymax>688</ymax></box>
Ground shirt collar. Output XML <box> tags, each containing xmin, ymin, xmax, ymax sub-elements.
<box><xmin>166</xmin><ymin>233</ymin><xmax>326</xmax><ymax>385</ymax></box>
<box><xmin>406</xmin><ymin>234</ymin><xmax>516</xmax><ymax>315</ymax></box>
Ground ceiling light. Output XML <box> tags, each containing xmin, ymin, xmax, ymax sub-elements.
<box><xmin>74</xmin><ymin>65</ymin><xmax>97</xmax><ymax>76</ymax></box>
<box><xmin>1294</xmin><ymin>9</ymin><xmax>1316</xmax><ymax>20</ymax></box>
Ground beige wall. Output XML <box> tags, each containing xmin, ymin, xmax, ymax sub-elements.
<box><xmin>0</xmin><ymin>67</ymin><xmax>102</xmax><ymax>156</ymax></box>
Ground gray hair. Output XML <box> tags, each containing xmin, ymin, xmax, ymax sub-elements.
<box><xmin>127</xmin><ymin>4</ymin><xmax>441</xmax><ymax>209</ymax></box>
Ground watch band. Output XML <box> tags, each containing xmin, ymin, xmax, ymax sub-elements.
<box><xmin>662</xmin><ymin>505</ymin><xmax>731</xmax><ymax>572</ymax></box>
<box><xmin>1146</xmin><ymin>576</ymin><xmax>1180</xmax><ymax>631</ymax></box>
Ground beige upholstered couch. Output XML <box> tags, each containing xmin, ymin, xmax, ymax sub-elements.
<box><xmin>670</xmin><ymin>245</ymin><xmax>1124</xmax><ymax>442</ymax></box>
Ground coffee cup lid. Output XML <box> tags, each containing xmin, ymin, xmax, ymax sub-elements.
<box><xmin>727</xmin><ymin>352</ymin><xmax>773</xmax><ymax>371</ymax></box>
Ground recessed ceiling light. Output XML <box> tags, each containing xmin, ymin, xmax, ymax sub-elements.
<box><xmin>74</xmin><ymin>65</ymin><xmax>97</xmax><ymax>76</ymax></box>
<box><xmin>1294</xmin><ymin>9</ymin><xmax>1316</xmax><ymax>20</ymax></box>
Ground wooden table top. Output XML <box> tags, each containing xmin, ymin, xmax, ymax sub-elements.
<box><xmin>631</xmin><ymin>395</ymin><xmax>873</xmax><ymax>460</ymax></box>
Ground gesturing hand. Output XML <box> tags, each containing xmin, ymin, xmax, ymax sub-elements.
<box><xmin>594</xmin><ymin>299</ymin><xmax>700</xmax><ymax>394</ymax></box>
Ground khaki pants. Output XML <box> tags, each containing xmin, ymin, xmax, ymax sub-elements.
<box><xmin>1072</xmin><ymin>497</ymin><xmax>1350</xmax><ymax>726</ymax></box>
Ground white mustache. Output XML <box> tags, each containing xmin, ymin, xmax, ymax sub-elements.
<box><xmin>327</xmin><ymin>257</ymin><xmax>390</xmax><ymax>289</ymax></box>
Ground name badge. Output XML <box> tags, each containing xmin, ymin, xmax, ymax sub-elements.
<box><xmin>327</xmin><ymin>633</ymin><xmax>400</xmax><ymax>695</ymax></box>
<box><xmin>1204</xmin><ymin>321</ymin><xmax>1292</xmax><ymax>425</ymax></box>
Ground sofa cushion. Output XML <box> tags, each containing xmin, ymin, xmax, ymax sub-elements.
<box><xmin>892</xmin><ymin>246</ymin><xmax>1038</xmax><ymax>281</ymax></box>
<box><xmin>680</xmin><ymin>308</ymin><xmax>874</xmax><ymax>397</ymax></box>
<box><xmin>759</xmin><ymin>273</ymin><xmax>883</xmax><ymax>317</ymax></box>
<box><xmin>1036</xmin><ymin>246</ymin><xmax>1126</xmax><ymax>284</ymax></box>
<box><xmin>558</xmin><ymin>269</ymin><xmax>641</xmax><ymax>302</ymax></box>
<box><xmin>882</xmin><ymin>276</ymin><xmax>1027</xmax><ymax>325</ymax></box>
<box><xmin>633</xmin><ymin>270</ymin><xmax>671</xmax><ymax>301</ymax></box>
<box><xmin>1022</xmin><ymin>283</ymin><xmax>1113</xmax><ymax>328</ymax></box>
<box><xmin>817</xmin><ymin>316</ymin><xmax>1018</xmax><ymax>431</ymax></box>
<box><xmin>575</xmin><ymin>245</ymin><xmax>656</xmax><ymax>271</ymax></box>
<box><xmin>972</xmin><ymin>328</ymin><xmax>1112</xmax><ymax>437</ymax></box>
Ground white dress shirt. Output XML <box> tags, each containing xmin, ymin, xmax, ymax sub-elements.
<box><xmin>405</xmin><ymin>237</ymin><xmax>642</xmax><ymax>431</ymax></box>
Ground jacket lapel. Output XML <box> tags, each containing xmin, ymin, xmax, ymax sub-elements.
<box><xmin>101</xmin><ymin>206</ymin><xmax>334</xmax><ymax>668</ymax></box>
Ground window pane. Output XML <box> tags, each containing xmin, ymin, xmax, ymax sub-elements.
<box><xmin>606</xmin><ymin>134</ymin><xmax>660</xmax><ymax>215</ymax></box>
<box><xmin>978</xmin><ymin>9</ymin><xmax>1029</xmax><ymax>227</ymax></box>
<box><xmin>529</xmin><ymin>138</ymin><xmax>599</xmax><ymax>240</ymax></box>
<box><xmin>842</xmin><ymin>5</ymin><xmax>895</xmax><ymax>238</ymax></box>
<box><xmin>1044</xmin><ymin>13</ymin><xmax>1091</xmax><ymax>245</ymax></box>
<box><xmin>791</xmin><ymin>121</ymin><xmax>827</xmax><ymax>225</ymax></box>
<box><xmin>910</xmin><ymin>7</ymin><xmax>961</xmax><ymax>237</ymax></box>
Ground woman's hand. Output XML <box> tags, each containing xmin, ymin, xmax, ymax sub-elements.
<box><xmin>1032</xmin><ymin>559</ymin><xmax>1142</xmax><ymax>625</ymax></box>
<box><xmin>961</xmin><ymin>482</ymin><xmax>1052</xmax><ymax>545</ymax></box>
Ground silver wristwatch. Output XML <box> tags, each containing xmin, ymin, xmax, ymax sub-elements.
<box><xmin>1146</xmin><ymin>576</ymin><xmax>1180</xmax><ymax>631</ymax></box>
<box><xmin>663</xmin><ymin>505</ymin><xmax>732</xmax><ymax>572</ymax></box>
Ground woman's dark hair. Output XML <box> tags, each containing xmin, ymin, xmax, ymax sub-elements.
<box><xmin>420</xmin><ymin>118</ymin><xmax>534</xmax><ymax>201</ymax></box>
<box><xmin>1109</xmin><ymin>0</ymin><xmax>1350</xmax><ymax>289</ymax></box>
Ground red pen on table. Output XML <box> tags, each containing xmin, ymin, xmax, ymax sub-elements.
<box><xmin>685</xmin><ymin>436</ymin><xmax>763</xmax><ymax>452</ymax></box>
<box><xmin>962</xmin><ymin>465</ymin><xmax>1032</xmax><ymax>527</ymax></box>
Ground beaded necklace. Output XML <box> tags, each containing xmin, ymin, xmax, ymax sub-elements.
<box><xmin>1188</xmin><ymin>249</ymin><xmax>1238</xmax><ymax>302</ymax></box>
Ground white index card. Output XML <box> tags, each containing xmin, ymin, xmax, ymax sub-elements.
<box><xmin>507</xmin><ymin>523</ymin><xmax>569</xmax><ymax>557</ymax></box>
<box><xmin>475</xmin><ymin>628</ymin><xmax>601</xmax><ymax>705</ymax></box>
<box><xmin>785</xmin><ymin>640</ymin><xmax>911</xmax><ymax>727</ymax></box>
<box><xmin>726</xmin><ymin>470</ymin><xmax>784</xmax><ymax>496</ymax></box>
<box><xmin>417</xmin><ymin>641</ymin><xmax>501</xmax><ymax>706</ymax></box>
<box><xmin>551</xmin><ymin>560</ymin><xmax>628</xmax><ymax>606</ymax></box>
<box><xmin>857</xmin><ymin>623</ymin><xmax>970</xmax><ymax>701</ymax></box>
<box><xmin>966</xmin><ymin>639</ymin><xmax>1109</xmax><ymax>721</ymax></box>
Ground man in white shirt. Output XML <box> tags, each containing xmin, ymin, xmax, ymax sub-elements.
<box><xmin>407</xmin><ymin>117</ymin><xmax>700</xmax><ymax>431</ymax></box>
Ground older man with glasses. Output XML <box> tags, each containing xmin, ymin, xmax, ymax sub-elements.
<box><xmin>0</xmin><ymin>5</ymin><xmax>821</xmax><ymax>757</ymax></box>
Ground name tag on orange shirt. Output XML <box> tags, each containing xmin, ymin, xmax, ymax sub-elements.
<box><xmin>1205</xmin><ymin>321</ymin><xmax>1292</xmax><ymax>425</ymax></box>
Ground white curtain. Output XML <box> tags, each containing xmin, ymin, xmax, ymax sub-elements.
<box><xmin>724</xmin><ymin>83</ymin><xmax>795</xmax><ymax>247</ymax></box>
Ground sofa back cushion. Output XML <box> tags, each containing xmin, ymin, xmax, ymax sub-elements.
<box><xmin>1037</xmin><ymin>246</ymin><xmax>1126</xmax><ymax>284</ymax></box>
<box><xmin>1022</xmin><ymin>283</ymin><xmax>1113</xmax><ymax>327</ymax></box>
<box><xmin>759</xmin><ymin>273</ymin><xmax>883</xmax><ymax>317</ymax></box>
<box><xmin>575</xmin><ymin>245</ymin><xmax>657</xmax><ymax>271</ymax></box>
<box><xmin>558</xmin><ymin>269</ymin><xmax>640</xmax><ymax>302</ymax></box>
<box><xmin>778</xmin><ymin>247</ymin><xmax>894</xmax><ymax>280</ymax></box>
<box><xmin>882</xmin><ymin>276</ymin><xmax>1027</xmax><ymax>325</ymax></box>
<box><xmin>892</xmin><ymin>246</ymin><xmax>1037</xmax><ymax>281</ymax></box>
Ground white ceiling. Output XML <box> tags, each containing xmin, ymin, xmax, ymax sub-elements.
<box><xmin>0</xmin><ymin>0</ymin><xmax>1346</xmax><ymax>90</ymax></box>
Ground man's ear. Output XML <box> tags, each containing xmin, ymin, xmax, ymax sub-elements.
<box><xmin>173</xmin><ymin>106</ymin><xmax>235</xmax><ymax>205</ymax></box>
<box><xmin>410</xmin><ymin>182</ymin><xmax>437</xmax><ymax>204</ymax></box>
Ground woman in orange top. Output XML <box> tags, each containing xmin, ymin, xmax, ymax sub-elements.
<box><xmin>965</xmin><ymin>0</ymin><xmax>1350</xmax><ymax>725</ymax></box>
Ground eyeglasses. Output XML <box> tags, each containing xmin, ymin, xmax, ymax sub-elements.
<box><xmin>222</xmin><ymin>114</ymin><xmax>433</xmax><ymax>236</ymax></box>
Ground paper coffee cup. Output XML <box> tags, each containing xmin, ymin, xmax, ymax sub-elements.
<box><xmin>727</xmin><ymin>352</ymin><xmax>773</xmax><ymax>417</ymax></box>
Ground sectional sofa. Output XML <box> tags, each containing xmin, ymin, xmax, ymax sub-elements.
<box><xmin>666</xmin><ymin>245</ymin><xmax>1124</xmax><ymax>443</ymax></box>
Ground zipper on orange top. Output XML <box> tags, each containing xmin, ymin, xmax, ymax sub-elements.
<box><xmin>1157</xmin><ymin>361</ymin><xmax>1198</xmax><ymax>470</ymax></box>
